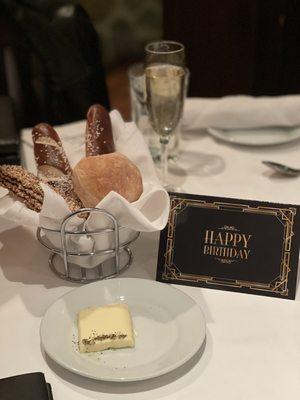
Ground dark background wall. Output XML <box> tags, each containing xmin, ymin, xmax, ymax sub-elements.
<box><xmin>78</xmin><ymin>0</ymin><xmax>162</xmax><ymax>70</ymax></box>
<box><xmin>163</xmin><ymin>0</ymin><xmax>300</xmax><ymax>97</ymax></box>
<box><xmin>1</xmin><ymin>0</ymin><xmax>300</xmax><ymax>126</ymax></box>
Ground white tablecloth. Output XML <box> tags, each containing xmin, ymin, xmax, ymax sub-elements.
<box><xmin>1</xmin><ymin>104</ymin><xmax>300</xmax><ymax>399</ymax></box>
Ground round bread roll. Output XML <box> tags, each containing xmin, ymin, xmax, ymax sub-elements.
<box><xmin>72</xmin><ymin>153</ymin><xmax>143</xmax><ymax>207</ymax></box>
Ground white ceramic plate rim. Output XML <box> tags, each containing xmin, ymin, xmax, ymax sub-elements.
<box><xmin>207</xmin><ymin>126</ymin><xmax>300</xmax><ymax>146</ymax></box>
<box><xmin>40</xmin><ymin>278</ymin><xmax>206</xmax><ymax>382</ymax></box>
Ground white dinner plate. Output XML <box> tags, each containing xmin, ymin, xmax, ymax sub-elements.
<box><xmin>40</xmin><ymin>278</ymin><xmax>206</xmax><ymax>382</ymax></box>
<box><xmin>207</xmin><ymin>126</ymin><xmax>300</xmax><ymax>146</ymax></box>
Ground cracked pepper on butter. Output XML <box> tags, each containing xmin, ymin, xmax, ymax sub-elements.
<box><xmin>77</xmin><ymin>303</ymin><xmax>135</xmax><ymax>353</ymax></box>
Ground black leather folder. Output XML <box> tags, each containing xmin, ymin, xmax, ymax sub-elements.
<box><xmin>0</xmin><ymin>372</ymin><xmax>53</xmax><ymax>400</ymax></box>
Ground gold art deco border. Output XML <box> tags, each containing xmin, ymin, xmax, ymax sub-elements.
<box><xmin>162</xmin><ymin>196</ymin><xmax>296</xmax><ymax>297</ymax></box>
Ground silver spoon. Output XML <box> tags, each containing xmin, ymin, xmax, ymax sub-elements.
<box><xmin>262</xmin><ymin>161</ymin><xmax>300</xmax><ymax>177</ymax></box>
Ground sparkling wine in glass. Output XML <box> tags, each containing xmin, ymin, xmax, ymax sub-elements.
<box><xmin>145</xmin><ymin>40</ymin><xmax>188</xmax><ymax>162</ymax></box>
<box><xmin>145</xmin><ymin>64</ymin><xmax>185</xmax><ymax>190</ymax></box>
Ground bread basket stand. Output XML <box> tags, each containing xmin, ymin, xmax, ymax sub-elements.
<box><xmin>36</xmin><ymin>208</ymin><xmax>140</xmax><ymax>283</ymax></box>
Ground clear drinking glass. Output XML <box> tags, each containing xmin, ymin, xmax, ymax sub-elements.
<box><xmin>127</xmin><ymin>63</ymin><xmax>160</xmax><ymax>160</ymax></box>
<box><xmin>128</xmin><ymin>62</ymin><xmax>146</xmax><ymax>123</ymax></box>
<box><xmin>145</xmin><ymin>40</ymin><xmax>185</xmax><ymax>67</ymax></box>
<box><xmin>145</xmin><ymin>64</ymin><xmax>186</xmax><ymax>190</ymax></box>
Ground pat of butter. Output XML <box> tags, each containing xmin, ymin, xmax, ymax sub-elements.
<box><xmin>77</xmin><ymin>303</ymin><xmax>135</xmax><ymax>353</ymax></box>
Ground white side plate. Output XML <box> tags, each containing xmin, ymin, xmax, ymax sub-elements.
<box><xmin>40</xmin><ymin>278</ymin><xmax>206</xmax><ymax>382</ymax></box>
<box><xmin>208</xmin><ymin>126</ymin><xmax>300</xmax><ymax>146</ymax></box>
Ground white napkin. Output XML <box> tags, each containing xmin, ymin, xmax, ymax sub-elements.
<box><xmin>0</xmin><ymin>187</ymin><xmax>39</xmax><ymax>232</ymax></box>
<box><xmin>1</xmin><ymin>110</ymin><xmax>170</xmax><ymax>266</ymax></box>
<box><xmin>183</xmin><ymin>95</ymin><xmax>300</xmax><ymax>131</ymax></box>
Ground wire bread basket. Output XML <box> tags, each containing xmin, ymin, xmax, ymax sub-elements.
<box><xmin>37</xmin><ymin>208</ymin><xmax>139</xmax><ymax>283</ymax></box>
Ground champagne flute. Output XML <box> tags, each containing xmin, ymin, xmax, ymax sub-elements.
<box><xmin>145</xmin><ymin>64</ymin><xmax>185</xmax><ymax>190</ymax></box>
<box><xmin>145</xmin><ymin>41</ymin><xmax>189</xmax><ymax>162</ymax></box>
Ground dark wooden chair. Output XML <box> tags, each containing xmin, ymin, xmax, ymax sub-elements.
<box><xmin>0</xmin><ymin>0</ymin><xmax>110</xmax><ymax>130</ymax></box>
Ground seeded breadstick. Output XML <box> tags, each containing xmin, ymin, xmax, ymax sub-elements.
<box><xmin>0</xmin><ymin>165</ymin><xmax>82</xmax><ymax>212</ymax></box>
<box><xmin>0</xmin><ymin>165</ymin><xmax>43</xmax><ymax>212</ymax></box>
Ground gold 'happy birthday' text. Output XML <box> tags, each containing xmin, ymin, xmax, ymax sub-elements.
<box><xmin>203</xmin><ymin>230</ymin><xmax>252</xmax><ymax>261</ymax></box>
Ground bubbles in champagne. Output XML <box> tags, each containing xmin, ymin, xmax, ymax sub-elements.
<box><xmin>145</xmin><ymin>64</ymin><xmax>185</xmax><ymax>138</ymax></box>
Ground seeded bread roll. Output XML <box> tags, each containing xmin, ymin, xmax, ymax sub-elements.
<box><xmin>72</xmin><ymin>153</ymin><xmax>143</xmax><ymax>207</ymax></box>
<box><xmin>85</xmin><ymin>104</ymin><xmax>115</xmax><ymax>156</ymax></box>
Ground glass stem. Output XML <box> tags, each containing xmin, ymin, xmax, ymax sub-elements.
<box><xmin>160</xmin><ymin>136</ymin><xmax>169</xmax><ymax>187</ymax></box>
